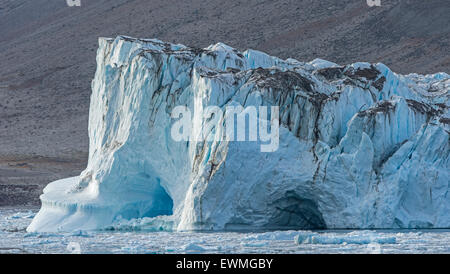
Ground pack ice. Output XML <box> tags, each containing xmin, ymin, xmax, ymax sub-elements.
<box><xmin>28</xmin><ymin>36</ymin><xmax>449</xmax><ymax>232</ymax></box>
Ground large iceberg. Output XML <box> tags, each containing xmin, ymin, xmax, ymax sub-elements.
<box><xmin>28</xmin><ymin>36</ymin><xmax>449</xmax><ymax>232</ymax></box>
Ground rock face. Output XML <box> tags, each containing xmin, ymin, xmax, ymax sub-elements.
<box><xmin>28</xmin><ymin>36</ymin><xmax>449</xmax><ymax>232</ymax></box>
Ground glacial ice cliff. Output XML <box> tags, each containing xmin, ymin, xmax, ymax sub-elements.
<box><xmin>28</xmin><ymin>36</ymin><xmax>449</xmax><ymax>232</ymax></box>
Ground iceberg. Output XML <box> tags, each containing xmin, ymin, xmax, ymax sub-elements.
<box><xmin>28</xmin><ymin>36</ymin><xmax>449</xmax><ymax>232</ymax></box>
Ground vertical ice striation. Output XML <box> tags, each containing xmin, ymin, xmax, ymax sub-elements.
<box><xmin>28</xmin><ymin>36</ymin><xmax>449</xmax><ymax>232</ymax></box>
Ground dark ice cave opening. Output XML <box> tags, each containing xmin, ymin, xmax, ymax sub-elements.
<box><xmin>115</xmin><ymin>177</ymin><xmax>174</xmax><ymax>220</ymax></box>
<box><xmin>141</xmin><ymin>180</ymin><xmax>174</xmax><ymax>218</ymax></box>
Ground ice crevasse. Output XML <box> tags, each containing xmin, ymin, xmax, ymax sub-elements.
<box><xmin>28</xmin><ymin>36</ymin><xmax>449</xmax><ymax>232</ymax></box>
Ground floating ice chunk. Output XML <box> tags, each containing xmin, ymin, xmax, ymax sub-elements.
<box><xmin>183</xmin><ymin>243</ymin><xmax>206</xmax><ymax>252</ymax></box>
<box><xmin>295</xmin><ymin>232</ymin><xmax>396</xmax><ymax>245</ymax></box>
<box><xmin>70</xmin><ymin>230</ymin><xmax>91</xmax><ymax>237</ymax></box>
<box><xmin>245</xmin><ymin>231</ymin><xmax>300</xmax><ymax>241</ymax></box>
<box><xmin>240</xmin><ymin>241</ymin><xmax>269</xmax><ymax>248</ymax></box>
<box><xmin>6</xmin><ymin>211</ymin><xmax>35</xmax><ymax>220</ymax></box>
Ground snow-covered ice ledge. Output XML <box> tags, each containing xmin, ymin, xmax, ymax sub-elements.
<box><xmin>28</xmin><ymin>36</ymin><xmax>449</xmax><ymax>232</ymax></box>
